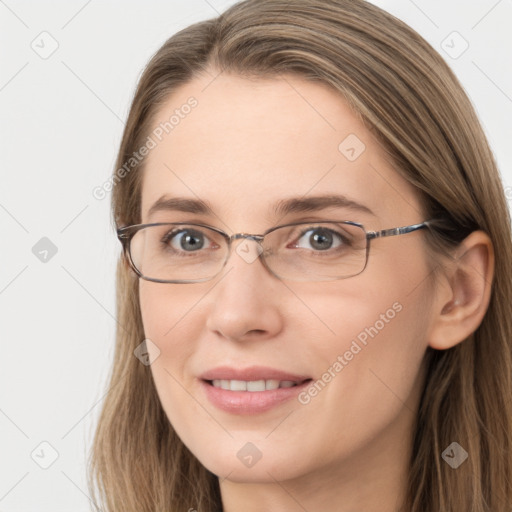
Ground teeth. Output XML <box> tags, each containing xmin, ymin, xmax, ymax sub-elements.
<box><xmin>264</xmin><ymin>379</ymin><xmax>280</xmax><ymax>390</ymax></box>
<box><xmin>247</xmin><ymin>380</ymin><xmax>266</xmax><ymax>391</ymax></box>
<box><xmin>230</xmin><ymin>379</ymin><xmax>247</xmax><ymax>391</ymax></box>
<box><xmin>211</xmin><ymin>379</ymin><xmax>297</xmax><ymax>391</ymax></box>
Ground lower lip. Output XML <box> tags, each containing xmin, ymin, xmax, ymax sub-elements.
<box><xmin>200</xmin><ymin>379</ymin><xmax>312</xmax><ymax>414</ymax></box>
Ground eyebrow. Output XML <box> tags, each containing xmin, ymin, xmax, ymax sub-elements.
<box><xmin>147</xmin><ymin>194</ymin><xmax>375</xmax><ymax>219</ymax></box>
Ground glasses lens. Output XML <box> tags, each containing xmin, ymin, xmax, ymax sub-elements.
<box><xmin>129</xmin><ymin>224</ymin><xmax>227</xmax><ymax>282</ymax></box>
<box><xmin>127</xmin><ymin>221</ymin><xmax>368</xmax><ymax>283</ymax></box>
<box><xmin>263</xmin><ymin>222</ymin><xmax>367</xmax><ymax>281</ymax></box>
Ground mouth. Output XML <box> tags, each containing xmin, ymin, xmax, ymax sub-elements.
<box><xmin>199</xmin><ymin>366</ymin><xmax>313</xmax><ymax>414</ymax></box>
<box><xmin>206</xmin><ymin>378</ymin><xmax>310</xmax><ymax>391</ymax></box>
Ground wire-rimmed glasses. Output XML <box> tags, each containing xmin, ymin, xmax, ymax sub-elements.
<box><xmin>117</xmin><ymin>219</ymin><xmax>435</xmax><ymax>283</ymax></box>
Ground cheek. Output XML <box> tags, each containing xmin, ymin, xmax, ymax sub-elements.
<box><xmin>139</xmin><ymin>280</ymin><xmax>205</xmax><ymax>346</ymax></box>
<box><xmin>283</xmin><ymin>247</ymin><xmax>431</xmax><ymax>365</ymax></box>
<box><xmin>289</xmin><ymin>258</ymin><xmax>432</xmax><ymax>454</ymax></box>
<box><xmin>138</xmin><ymin>281</ymin><xmax>202</xmax><ymax>399</ymax></box>
<box><xmin>320</xmin><ymin>249</ymin><xmax>432</xmax><ymax>394</ymax></box>
<box><xmin>138</xmin><ymin>281</ymin><xmax>210</xmax><ymax>439</ymax></box>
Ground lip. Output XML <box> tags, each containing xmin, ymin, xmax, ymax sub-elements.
<box><xmin>199</xmin><ymin>366</ymin><xmax>312</xmax><ymax>415</ymax></box>
<box><xmin>200</xmin><ymin>365</ymin><xmax>311</xmax><ymax>382</ymax></box>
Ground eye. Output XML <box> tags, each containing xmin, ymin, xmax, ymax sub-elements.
<box><xmin>162</xmin><ymin>228</ymin><xmax>210</xmax><ymax>252</ymax></box>
<box><xmin>292</xmin><ymin>227</ymin><xmax>348</xmax><ymax>251</ymax></box>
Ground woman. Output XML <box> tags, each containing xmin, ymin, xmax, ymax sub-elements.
<box><xmin>88</xmin><ymin>1</ymin><xmax>512</xmax><ymax>510</ymax></box>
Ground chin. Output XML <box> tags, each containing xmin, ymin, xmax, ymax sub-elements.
<box><xmin>183</xmin><ymin>435</ymin><xmax>311</xmax><ymax>484</ymax></box>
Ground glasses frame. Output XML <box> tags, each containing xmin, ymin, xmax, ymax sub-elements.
<box><xmin>117</xmin><ymin>219</ymin><xmax>436</xmax><ymax>284</ymax></box>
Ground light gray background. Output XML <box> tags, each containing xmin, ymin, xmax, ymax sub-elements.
<box><xmin>0</xmin><ymin>1</ymin><xmax>511</xmax><ymax>510</ymax></box>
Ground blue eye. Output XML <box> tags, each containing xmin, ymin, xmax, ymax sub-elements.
<box><xmin>294</xmin><ymin>227</ymin><xmax>348</xmax><ymax>251</ymax></box>
<box><xmin>163</xmin><ymin>228</ymin><xmax>207</xmax><ymax>252</ymax></box>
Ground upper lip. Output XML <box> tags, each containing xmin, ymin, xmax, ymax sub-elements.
<box><xmin>200</xmin><ymin>366</ymin><xmax>311</xmax><ymax>383</ymax></box>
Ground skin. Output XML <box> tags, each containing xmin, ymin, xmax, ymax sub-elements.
<box><xmin>137</xmin><ymin>71</ymin><xmax>494</xmax><ymax>511</ymax></box>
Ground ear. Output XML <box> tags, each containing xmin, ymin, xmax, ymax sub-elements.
<box><xmin>427</xmin><ymin>230</ymin><xmax>494</xmax><ymax>350</ymax></box>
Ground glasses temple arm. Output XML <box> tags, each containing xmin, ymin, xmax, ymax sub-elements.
<box><xmin>366</xmin><ymin>221</ymin><xmax>431</xmax><ymax>240</ymax></box>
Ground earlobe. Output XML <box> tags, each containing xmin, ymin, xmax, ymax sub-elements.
<box><xmin>427</xmin><ymin>230</ymin><xmax>494</xmax><ymax>350</ymax></box>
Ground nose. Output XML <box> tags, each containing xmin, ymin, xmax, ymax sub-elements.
<box><xmin>205</xmin><ymin>238</ymin><xmax>284</xmax><ymax>342</ymax></box>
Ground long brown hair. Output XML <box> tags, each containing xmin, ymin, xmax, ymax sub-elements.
<box><xmin>88</xmin><ymin>1</ymin><xmax>512</xmax><ymax>510</ymax></box>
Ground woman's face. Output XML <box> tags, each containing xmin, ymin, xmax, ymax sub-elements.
<box><xmin>138</xmin><ymin>72</ymin><xmax>435</xmax><ymax>484</ymax></box>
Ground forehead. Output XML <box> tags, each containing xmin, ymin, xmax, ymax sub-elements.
<box><xmin>139</xmin><ymin>72</ymin><xmax>422</xmax><ymax>229</ymax></box>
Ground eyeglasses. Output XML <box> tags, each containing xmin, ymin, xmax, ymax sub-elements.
<box><xmin>117</xmin><ymin>219</ymin><xmax>435</xmax><ymax>283</ymax></box>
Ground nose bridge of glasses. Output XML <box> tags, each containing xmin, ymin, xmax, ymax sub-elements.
<box><xmin>230</xmin><ymin>233</ymin><xmax>264</xmax><ymax>243</ymax></box>
<box><xmin>228</xmin><ymin>233</ymin><xmax>265</xmax><ymax>265</ymax></box>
